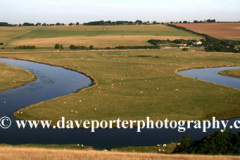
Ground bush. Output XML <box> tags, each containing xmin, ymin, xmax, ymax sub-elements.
<box><xmin>55</xmin><ymin>44</ymin><xmax>60</xmax><ymax>49</ymax></box>
<box><xmin>0</xmin><ymin>42</ymin><xmax>4</xmax><ymax>45</ymax></box>
<box><xmin>115</xmin><ymin>46</ymin><xmax>160</xmax><ymax>49</ymax></box>
<box><xmin>69</xmin><ymin>45</ymin><xmax>88</xmax><ymax>50</ymax></box>
<box><xmin>14</xmin><ymin>45</ymin><xmax>36</xmax><ymax>49</ymax></box>
<box><xmin>55</xmin><ymin>44</ymin><xmax>64</xmax><ymax>49</ymax></box>
<box><xmin>89</xmin><ymin>45</ymin><xmax>94</xmax><ymax>49</ymax></box>
<box><xmin>182</xmin><ymin>48</ymin><xmax>188</xmax><ymax>51</ymax></box>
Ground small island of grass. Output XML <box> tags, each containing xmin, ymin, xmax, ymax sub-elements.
<box><xmin>219</xmin><ymin>69</ymin><xmax>240</xmax><ymax>78</ymax></box>
<box><xmin>0</xmin><ymin>62</ymin><xmax>36</xmax><ymax>91</ymax></box>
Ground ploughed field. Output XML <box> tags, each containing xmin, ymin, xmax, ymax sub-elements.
<box><xmin>176</xmin><ymin>23</ymin><xmax>240</xmax><ymax>40</ymax></box>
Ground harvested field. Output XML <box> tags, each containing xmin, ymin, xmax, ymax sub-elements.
<box><xmin>176</xmin><ymin>23</ymin><xmax>240</xmax><ymax>40</ymax></box>
<box><xmin>10</xmin><ymin>35</ymin><xmax>199</xmax><ymax>48</ymax></box>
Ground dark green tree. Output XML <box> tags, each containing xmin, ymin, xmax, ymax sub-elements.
<box><xmin>89</xmin><ymin>45</ymin><xmax>94</xmax><ymax>49</ymax></box>
<box><xmin>55</xmin><ymin>44</ymin><xmax>60</xmax><ymax>49</ymax></box>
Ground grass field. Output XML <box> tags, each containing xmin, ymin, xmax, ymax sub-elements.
<box><xmin>0</xmin><ymin>27</ymin><xmax>35</xmax><ymax>46</ymax></box>
<box><xmin>219</xmin><ymin>69</ymin><xmax>240</xmax><ymax>78</ymax></box>
<box><xmin>0</xmin><ymin>62</ymin><xmax>36</xmax><ymax>91</ymax></box>
<box><xmin>175</xmin><ymin>23</ymin><xmax>240</xmax><ymax>40</ymax></box>
<box><xmin>0</xmin><ymin>146</ymin><xmax>239</xmax><ymax>160</ymax></box>
<box><xmin>0</xmin><ymin>49</ymin><xmax>239</xmax><ymax>125</ymax></box>
<box><xmin>0</xmin><ymin>25</ymin><xmax>202</xmax><ymax>48</ymax></box>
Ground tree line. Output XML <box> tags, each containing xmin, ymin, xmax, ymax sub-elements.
<box><xmin>83</xmin><ymin>20</ymin><xmax>151</xmax><ymax>25</ymax></box>
<box><xmin>0</xmin><ymin>19</ymin><xmax>225</xmax><ymax>27</ymax></box>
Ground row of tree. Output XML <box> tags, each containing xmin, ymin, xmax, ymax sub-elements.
<box><xmin>83</xmin><ymin>20</ymin><xmax>150</xmax><ymax>25</ymax></box>
<box><xmin>148</xmin><ymin>39</ymin><xmax>202</xmax><ymax>46</ymax></box>
<box><xmin>0</xmin><ymin>19</ymin><xmax>221</xmax><ymax>27</ymax></box>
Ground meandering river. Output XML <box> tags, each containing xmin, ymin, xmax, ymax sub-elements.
<box><xmin>0</xmin><ymin>58</ymin><xmax>239</xmax><ymax>149</ymax></box>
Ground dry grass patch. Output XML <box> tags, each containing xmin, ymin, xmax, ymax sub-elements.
<box><xmin>10</xmin><ymin>35</ymin><xmax>200</xmax><ymax>48</ymax></box>
<box><xmin>0</xmin><ymin>147</ymin><xmax>239</xmax><ymax>160</ymax></box>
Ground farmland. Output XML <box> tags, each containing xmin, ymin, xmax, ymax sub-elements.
<box><xmin>0</xmin><ymin>25</ymin><xmax>202</xmax><ymax>48</ymax></box>
<box><xmin>176</xmin><ymin>23</ymin><xmax>240</xmax><ymax>40</ymax></box>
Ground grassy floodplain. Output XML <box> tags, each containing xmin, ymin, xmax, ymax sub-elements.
<box><xmin>0</xmin><ymin>25</ymin><xmax>202</xmax><ymax>48</ymax></box>
<box><xmin>0</xmin><ymin>49</ymin><xmax>239</xmax><ymax>124</ymax></box>
<box><xmin>0</xmin><ymin>62</ymin><xmax>36</xmax><ymax>91</ymax></box>
<box><xmin>219</xmin><ymin>69</ymin><xmax>240</xmax><ymax>78</ymax></box>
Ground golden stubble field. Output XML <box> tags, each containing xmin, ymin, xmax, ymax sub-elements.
<box><xmin>0</xmin><ymin>147</ymin><xmax>239</xmax><ymax>160</ymax></box>
<box><xmin>9</xmin><ymin>35</ymin><xmax>199</xmax><ymax>48</ymax></box>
